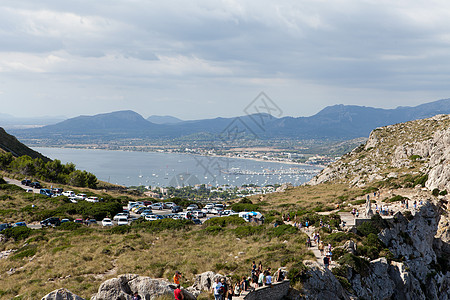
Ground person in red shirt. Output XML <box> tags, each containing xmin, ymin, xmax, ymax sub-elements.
<box><xmin>174</xmin><ymin>284</ymin><xmax>184</xmax><ymax>300</ymax></box>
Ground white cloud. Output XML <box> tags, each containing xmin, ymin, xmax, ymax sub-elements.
<box><xmin>2</xmin><ymin>0</ymin><xmax>450</xmax><ymax>119</ymax></box>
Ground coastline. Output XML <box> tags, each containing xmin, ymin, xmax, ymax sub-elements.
<box><xmin>32</xmin><ymin>146</ymin><xmax>327</xmax><ymax>169</ymax></box>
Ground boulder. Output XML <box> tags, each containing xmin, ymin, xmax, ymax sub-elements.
<box><xmin>41</xmin><ymin>288</ymin><xmax>85</xmax><ymax>300</ymax></box>
<box><xmin>91</xmin><ymin>274</ymin><xmax>195</xmax><ymax>300</ymax></box>
<box><xmin>342</xmin><ymin>240</ymin><xmax>356</xmax><ymax>255</ymax></box>
<box><xmin>187</xmin><ymin>271</ymin><xmax>224</xmax><ymax>297</ymax></box>
<box><xmin>301</xmin><ymin>261</ymin><xmax>350</xmax><ymax>300</ymax></box>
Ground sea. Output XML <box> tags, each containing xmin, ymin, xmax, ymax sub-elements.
<box><xmin>33</xmin><ymin>147</ymin><xmax>323</xmax><ymax>188</ymax></box>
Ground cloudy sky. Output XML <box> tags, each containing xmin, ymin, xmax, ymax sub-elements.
<box><xmin>1</xmin><ymin>0</ymin><xmax>450</xmax><ymax>120</ymax></box>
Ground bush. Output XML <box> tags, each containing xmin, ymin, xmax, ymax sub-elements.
<box><xmin>233</xmin><ymin>225</ymin><xmax>264</xmax><ymax>238</ymax></box>
<box><xmin>432</xmin><ymin>189</ymin><xmax>440</xmax><ymax>197</ymax></box>
<box><xmin>203</xmin><ymin>216</ymin><xmax>245</xmax><ymax>227</ymax></box>
<box><xmin>109</xmin><ymin>225</ymin><xmax>131</xmax><ymax>234</ymax></box>
<box><xmin>230</xmin><ymin>203</ymin><xmax>259</xmax><ymax>212</ymax></box>
<box><xmin>3</xmin><ymin>226</ymin><xmax>32</xmax><ymax>241</ymax></box>
<box><xmin>267</xmin><ymin>224</ymin><xmax>298</xmax><ymax>238</ymax></box>
<box><xmin>338</xmin><ymin>253</ymin><xmax>370</xmax><ymax>276</ymax></box>
<box><xmin>356</xmin><ymin>215</ymin><xmax>389</xmax><ymax>237</ymax></box>
<box><xmin>322</xmin><ymin>232</ymin><xmax>360</xmax><ymax>246</ymax></box>
<box><xmin>58</xmin><ymin>222</ymin><xmax>82</xmax><ymax>231</ymax></box>
<box><xmin>11</xmin><ymin>245</ymin><xmax>37</xmax><ymax>260</ymax></box>
<box><xmin>287</xmin><ymin>262</ymin><xmax>309</xmax><ymax>284</ymax></box>
<box><xmin>384</xmin><ymin>195</ymin><xmax>408</xmax><ymax>203</ymax></box>
<box><xmin>203</xmin><ymin>225</ymin><xmax>222</xmax><ymax>235</ymax></box>
<box><xmin>131</xmin><ymin>218</ymin><xmax>193</xmax><ymax>232</ymax></box>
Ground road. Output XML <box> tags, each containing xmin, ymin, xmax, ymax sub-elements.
<box><xmin>4</xmin><ymin>177</ymin><xmax>40</xmax><ymax>193</ymax></box>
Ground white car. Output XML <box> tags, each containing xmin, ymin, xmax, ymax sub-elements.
<box><xmin>62</xmin><ymin>191</ymin><xmax>75</xmax><ymax>197</ymax></box>
<box><xmin>117</xmin><ymin>217</ymin><xmax>129</xmax><ymax>226</ymax></box>
<box><xmin>75</xmin><ymin>193</ymin><xmax>87</xmax><ymax>200</ymax></box>
<box><xmin>113</xmin><ymin>213</ymin><xmax>128</xmax><ymax>221</ymax></box>
<box><xmin>69</xmin><ymin>197</ymin><xmax>78</xmax><ymax>203</ymax></box>
<box><xmin>192</xmin><ymin>210</ymin><xmax>206</xmax><ymax>218</ymax></box>
<box><xmin>102</xmin><ymin>218</ymin><xmax>113</xmax><ymax>226</ymax></box>
<box><xmin>165</xmin><ymin>202</ymin><xmax>176</xmax><ymax>208</ymax></box>
<box><xmin>187</xmin><ymin>204</ymin><xmax>199</xmax><ymax>210</ymax></box>
<box><xmin>86</xmin><ymin>196</ymin><xmax>99</xmax><ymax>203</ymax></box>
<box><xmin>145</xmin><ymin>214</ymin><xmax>158</xmax><ymax>221</ymax></box>
<box><xmin>223</xmin><ymin>210</ymin><xmax>238</xmax><ymax>216</ymax></box>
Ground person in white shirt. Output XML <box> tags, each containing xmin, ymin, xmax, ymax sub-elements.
<box><xmin>265</xmin><ymin>271</ymin><xmax>272</xmax><ymax>286</ymax></box>
<box><xmin>212</xmin><ymin>278</ymin><xmax>223</xmax><ymax>300</ymax></box>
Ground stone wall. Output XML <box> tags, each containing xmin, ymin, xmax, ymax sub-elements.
<box><xmin>243</xmin><ymin>280</ymin><xmax>290</xmax><ymax>300</ymax></box>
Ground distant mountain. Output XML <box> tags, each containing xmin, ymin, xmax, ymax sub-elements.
<box><xmin>147</xmin><ymin>115</ymin><xmax>183</xmax><ymax>124</ymax></box>
<box><xmin>0</xmin><ymin>114</ymin><xmax>65</xmax><ymax>128</ymax></box>
<box><xmin>0</xmin><ymin>127</ymin><xmax>50</xmax><ymax>161</ymax></box>
<box><xmin>11</xmin><ymin>98</ymin><xmax>450</xmax><ymax>142</ymax></box>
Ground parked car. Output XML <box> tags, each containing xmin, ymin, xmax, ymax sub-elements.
<box><xmin>172</xmin><ymin>205</ymin><xmax>183</xmax><ymax>213</ymax></box>
<box><xmin>165</xmin><ymin>202</ymin><xmax>176</xmax><ymax>208</ymax></box>
<box><xmin>150</xmin><ymin>203</ymin><xmax>163</xmax><ymax>210</ymax></box>
<box><xmin>143</xmin><ymin>201</ymin><xmax>153</xmax><ymax>206</ymax></box>
<box><xmin>26</xmin><ymin>188</ymin><xmax>33</xmax><ymax>193</ymax></box>
<box><xmin>40</xmin><ymin>217</ymin><xmax>61</xmax><ymax>227</ymax></box>
<box><xmin>102</xmin><ymin>218</ymin><xmax>113</xmax><ymax>226</ymax></box>
<box><xmin>40</xmin><ymin>188</ymin><xmax>53</xmax><ymax>197</ymax></box>
<box><xmin>211</xmin><ymin>207</ymin><xmax>224</xmax><ymax>215</ymax></box>
<box><xmin>192</xmin><ymin>210</ymin><xmax>206</xmax><ymax>218</ymax></box>
<box><xmin>74</xmin><ymin>219</ymin><xmax>83</xmax><ymax>224</ymax></box>
<box><xmin>69</xmin><ymin>197</ymin><xmax>78</xmax><ymax>203</ymax></box>
<box><xmin>145</xmin><ymin>214</ymin><xmax>163</xmax><ymax>221</ymax></box>
<box><xmin>51</xmin><ymin>188</ymin><xmax>63</xmax><ymax>196</ymax></box>
<box><xmin>13</xmin><ymin>222</ymin><xmax>27</xmax><ymax>227</ymax></box>
<box><xmin>21</xmin><ymin>179</ymin><xmax>31</xmax><ymax>186</ymax></box>
<box><xmin>85</xmin><ymin>219</ymin><xmax>97</xmax><ymax>225</ymax></box>
<box><xmin>0</xmin><ymin>223</ymin><xmax>12</xmax><ymax>231</ymax></box>
<box><xmin>75</xmin><ymin>193</ymin><xmax>87</xmax><ymax>200</ymax></box>
<box><xmin>201</xmin><ymin>204</ymin><xmax>215</xmax><ymax>214</ymax></box>
<box><xmin>86</xmin><ymin>196</ymin><xmax>99</xmax><ymax>203</ymax></box>
<box><xmin>222</xmin><ymin>210</ymin><xmax>238</xmax><ymax>216</ymax></box>
<box><xmin>62</xmin><ymin>191</ymin><xmax>76</xmax><ymax>197</ymax></box>
<box><xmin>61</xmin><ymin>219</ymin><xmax>70</xmax><ymax>223</ymax></box>
<box><xmin>30</xmin><ymin>182</ymin><xmax>41</xmax><ymax>189</ymax></box>
<box><xmin>187</xmin><ymin>204</ymin><xmax>199</xmax><ymax>210</ymax></box>
<box><xmin>191</xmin><ymin>219</ymin><xmax>202</xmax><ymax>225</ymax></box>
<box><xmin>113</xmin><ymin>213</ymin><xmax>129</xmax><ymax>221</ymax></box>
<box><xmin>117</xmin><ymin>217</ymin><xmax>129</xmax><ymax>226</ymax></box>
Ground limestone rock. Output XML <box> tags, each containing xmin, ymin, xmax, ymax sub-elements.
<box><xmin>91</xmin><ymin>274</ymin><xmax>195</xmax><ymax>300</ymax></box>
<box><xmin>41</xmin><ymin>288</ymin><xmax>85</xmax><ymax>300</ymax></box>
<box><xmin>301</xmin><ymin>261</ymin><xmax>349</xmax><ymax>300</ymax></box>
<box><xmin>187</xmin><ymin>271</ymin><xmax>223</xmax><ymax>296</ymax></box>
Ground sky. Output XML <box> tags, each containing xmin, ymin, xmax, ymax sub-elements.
<box><xmin>2</xmin><ymin>0</ymin><xmax>450</xmax><ymax>120</ymax></box>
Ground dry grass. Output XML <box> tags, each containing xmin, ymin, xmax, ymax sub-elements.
<box><xmin>0</xmin><ymin>221</ymin><xmax>314</xmax><ymax>299</ymax></box>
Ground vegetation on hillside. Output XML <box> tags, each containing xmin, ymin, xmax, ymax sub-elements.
<box><xmin>0</xmin><ymin>152</ymin><xmax>97</xmax><ymax>188</ymax></box>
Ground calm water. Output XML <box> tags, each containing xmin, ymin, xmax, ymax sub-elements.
<box><xmin>34</xmin><ymin>147</ymin><xmax>322</xmax><ymax>187</ymax></box>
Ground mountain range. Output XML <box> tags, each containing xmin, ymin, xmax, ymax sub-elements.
<box><xmin>9</xmin><ymin>98</ymin><xmax>450</xmax><ymax>142</ymax></box>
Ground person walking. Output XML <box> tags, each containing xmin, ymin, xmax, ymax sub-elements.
<box><xmin>323</xmin><ymin>255</ymin><xmax>330</xmax><ymax>269</ymax></box>
<box><xmin>318</xmin><ymin>241</ymin><xmax>324</xmax><ymax>255</ymax></box>
<box><xmin>174</xmin><ymin>284</ymin><xmax>184</xmax><ymax>300</ymax></box>
<box><xmin>173</xmin><ymin>271</ymin><xmax>182</xmax><ymax>285</ymax></box>
<box><xmin>212</xmin><ymin>278</ymin><xmax>223</xmax><ymax>300</ymax></box>
<box><xmin>258</xmin><ymin>270</ymin><xmax>265</xmax><ymax>287</ymax></box>
<box><xmin>132</xmin><ymin>292</ymin><xmax>141</xmax><ymax>300</ymax></box>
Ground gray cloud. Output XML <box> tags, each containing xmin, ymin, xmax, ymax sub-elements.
<box><xmin>1</xmin><ymin>0</ymin><xmax>450</xmax><ymax>119</ymax></box>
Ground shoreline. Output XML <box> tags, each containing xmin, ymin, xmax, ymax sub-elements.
<box><xmin>32</xmin><ymin>146</ymin><xmax>327</xmax><ymax>169</ymax></box>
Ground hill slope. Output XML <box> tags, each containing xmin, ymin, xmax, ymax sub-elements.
<box><xmin>0</xmin><ymin>127</ymin><xmax>50</xmax><ymax>161</ymax></box>
<box><xmin>309</xmin><ymin>114</ymin><xmax>450</xmax><ymax>192</ymax></box>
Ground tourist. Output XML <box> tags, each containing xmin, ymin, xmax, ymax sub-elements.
<box><xmin>356</xmin><ymin>211</ymin><xmax>359</xmax><ymax>218</ymax></box>
<box><xmin>234</xmin><ymin>282</ymin><xmax>241</xmax><ymax>296</ymax></box>
<box><xmin>221</xmin><ymin>278</ymin><xmax>228</xmax><ymax>296</ymax></box>
<box><xmin>132</xmin><ymin>292</ymin><xmax>142</xmax><ymax>300</ymax></box>
<box><xmin>212</xmin><ymin>278</ymin><xmax>223</xmax><ymax>300</ymax></box>
<box><xmin>258</xmin><ymin>269</ymin><xmax>265</xmax><ymax>287</ymax></box>
<box><xmin>174</xmin><ymin>284</ymin><xmax>184</xmax><ymax>300</ymax></box>
<box><xmin>258</xmin><ymin>261</ymin><xmax>263</xmax><ymax>273</ymax></box>
<box><xmin>226</xmin><ymin>281</ymin><xmax>234</xmax><ymax>300</ymax></box>
<box><xmin>323</xmin><ymin>255</ymin><xmax>330</xmax><ymax>269</ymax></box>
<box><xmin>251</xmin><ymin>267</ymin><xmax>258</xmax><ymax>289</ymax></box>
<box><xmin>276</xmin><ymin>268</ymin><xmax>285</xmax><ymax>282</ymax></box>
<box><xmin>318</xmin><ymin>241</ymin><xmax>324</xmax><ymax>255</ymax></box>
<box><xmin>265</xmin><ymin>271</ymin><xmax>272</xmax><ymax>286</ymax></box>
<box><xmin>173</xmin><ymin>271</ymin><xmax>182</xmax><ymax>285</ymax></box>
<box><xmin>240</xmin><ymin>276</ymin><xmax>247</xmax><ymax>291</ymax></box>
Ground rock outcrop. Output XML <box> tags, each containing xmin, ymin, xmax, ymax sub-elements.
<box><xmin>41</xmin><ymin>289</ymin><xmax>85</xmax><ymax>300</ymax></box>
<box><xmin>187</xmin><ymin>271</ymin><xmax>223</xmax><ymax>297</ymax></box>
<box><xmin>299</xmin><ymin>202</ymin><xmax>450</xmax><ymax>300</ymax></box>
<box><xmin>309</xmin><ymin>114</ymin><xmax>450</xmax><ymax>191</ymax></box>
<box><xmin>90</xmin><ymin>274</ymin><xmax>195</xmax><ymax>300</ymax></box>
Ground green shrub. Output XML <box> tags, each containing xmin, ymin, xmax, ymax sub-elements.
<box><xmin>11</xmin><ymin>245</ymin><xmax>37</xmax><ymax>260</ymax></box>
<box><xmin>267</xmin><ymin>224</ymin><xmax>298</xmax><ymax>238</ymax></box>
<box><xmin>230</xmin><ymin>203</ymin><xmax>259</xmax><ymax>212</ymax></box>
<box><xmin>3</xmin><ymin>226</ymin><xmax>32</xmax><ymax>241</ymax></box>
<box><xmin>409</xmin><ymin>155</ymin><xmax>421</xmax><ymax>161</ymax></box>
<box><xmin>338</xmin><ymin>253</ymin><xmax>370</xmax><ymax>276</ymax></box>
<box><xmin>287</xmin><ymin>262</ymin><xmax>309</xmax><ymax>284</ymax></box>
<box><xmin>322</xmin><ymin>232</ymin><xmax>359</xmax><ymax>246</ymax></box>
<box><xmin>439</xmin><ymin>190</ymin><xmax>448</xmax><ymax>196</ymax></box>
<box><xmin>58</xmin><ymin>222</ymin><xmax>82</xmax><ymax>231</ymax></box>
<box><xmin>432</xmin><ymin>189</ymin><xmax>440</xmax><ymax>197</ymax></box>
<box><xmin>414</xmin><ymin>174</ymin><xmax>428</xmax><ymax>187</ymax></box>
<box><xmin>384</xmin><ymin>195</ymin><xmax>408</xmax><ymax>203</ymax></box>
<box><xmin>0</xmin><ymin>184</ymin><xmax>24</xmax><ymax>191</ymax></box>
<box><xmin>203</xmin><ymin>225</ymin><xmax>222</xmax><ymax>235</ymax></box>
<box><xmin>109</xmin><ymin>225</ymin><xmax>131</xmax><ymax>234</ymax></box>
<box><xmin>356</xmin><ymin>214</ymin><xmax>389</xmax><ymax>237</ymax></box>
<box><xmin>233</xmin><ymin>225</ymin><xmax>263</xmax><ymax>238</ymax></box>
<box><xmin>203</xmin><ymin>215</ymin><xmax>245</xmax><ymax>227</ymax></box>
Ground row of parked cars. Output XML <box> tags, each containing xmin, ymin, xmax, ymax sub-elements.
<box><xmin>0</xmin><ymin>222</ymin><xmax>27</xmax><ymax>231</ymax></box>
<box><xmin>21</xmin><ymin>179</ymin><xmax>100</xmax><ymax>202</ymax></box>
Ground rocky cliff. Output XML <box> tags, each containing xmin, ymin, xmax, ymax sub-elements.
<box><xmin>309</xmin><ymin>114</ymin><xmax>450</xmax><ymax>193</ymax></box>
